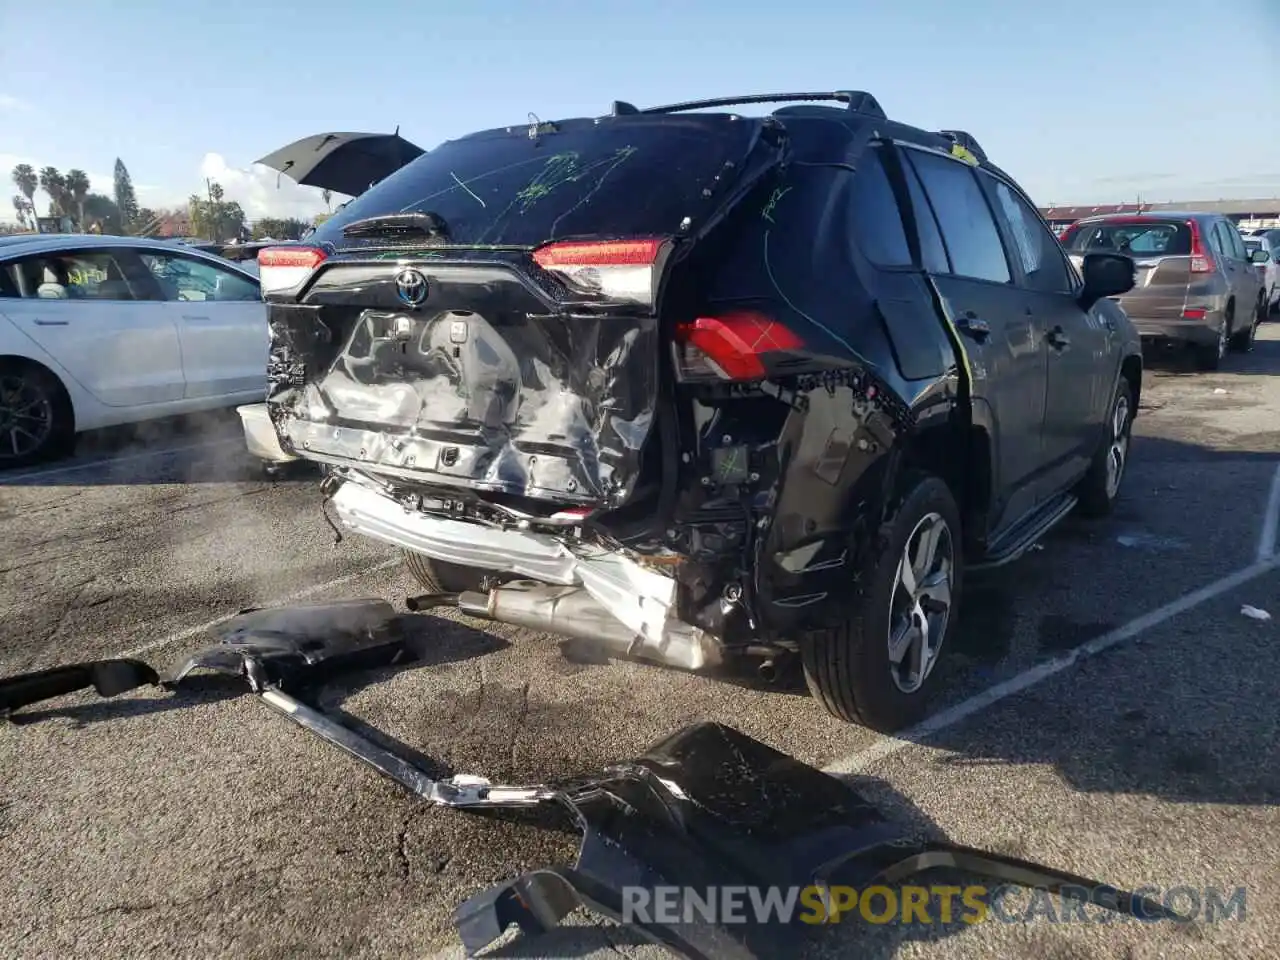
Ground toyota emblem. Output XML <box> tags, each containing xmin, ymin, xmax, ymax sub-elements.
<box><xmin>395</xmin><ymin>268</ymin><xmax>428</xmax><ymax>307</ymax></box>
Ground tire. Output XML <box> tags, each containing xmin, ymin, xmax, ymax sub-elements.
<box><xmin>1229</xmin><ymin>298</ymin><xmax>1261</xmax><ymax>353</ymax></box>
<box><xmin>0</xmin><ymin>359</ymin><xmax>75</xmax><ymax>470</ymax></box>
<box><xmin>800</xmin><ymin>473</ymin><xmax>962</xmax><ymax>732</ymax></box>
<box><xmin>1194</xmin><ymin>314</ymin><xmax>1229</xmax><ymax>370</ymax></box>
<box><xmin>402</xmin><ymin>549</ymin><xmax>492</xmax><ymax>594</ymax></box>
<box><xmin>1075</xmin><ymin>378</ymin><xmax>1134</xmax><ymax>518</ymax></box>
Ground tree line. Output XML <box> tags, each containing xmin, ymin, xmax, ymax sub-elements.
<box><xmin>9</xmin><ymin>159</ymin><xmax>322</xmax><ymax>242</ymax></box>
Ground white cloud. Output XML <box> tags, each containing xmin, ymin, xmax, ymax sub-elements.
<box><xmin>199</xmin><ymin>152</ymin><xmax>336</xmax><ymax>222</ymax></box>
<box><xmin>0</xmin><ymin>94</ymin><xmax>31</xmax><ymax>113</ymax></box>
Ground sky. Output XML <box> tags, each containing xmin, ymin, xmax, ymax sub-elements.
<box><xmin>2</xmin><ymin>0</ymin><xmax>1279</xmax><ymax>224</ymax></box>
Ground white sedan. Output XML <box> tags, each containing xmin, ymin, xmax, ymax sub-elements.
<box><xmin>0</xmin><ymin>234</ymin><xmax>267</xmax><ymax>468</ymax></box>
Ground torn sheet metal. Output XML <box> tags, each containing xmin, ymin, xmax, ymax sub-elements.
<box><xmin>0</xmin><ymin>602</ymin><xmax>1187</xmax><ymax>958</ymax></box>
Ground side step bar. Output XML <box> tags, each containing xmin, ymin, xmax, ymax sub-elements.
<box><xmin>970</xmin><ymin>493</ymin><xmax>1077</xmax><ymax>574</ymax></box>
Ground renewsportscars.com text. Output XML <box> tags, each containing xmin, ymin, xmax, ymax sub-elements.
<box><xmin>621</xmin><ymin>884</ymin><xmax>1247</xmax><ymax>926</ymax></box>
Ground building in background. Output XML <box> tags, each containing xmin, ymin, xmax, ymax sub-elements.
<box><xmin>1040</xmin><ymin>198</ymin><xmax>1280</xmax><ymax>234</ymax></box>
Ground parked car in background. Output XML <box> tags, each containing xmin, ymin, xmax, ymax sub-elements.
<box><xmin>251</xmin><ymin>90</ymin><xmax>1142</xmax><ymax>732</ymax></box>
<box><xmin>1059</xmin><ymin>213</ymin><xmax>1268</xmax><ymax>369</ymax></box>
<box><xmin>0</xmin><ymin>234</ymin><xmax>267</xmax><ymax>468</ymax></box>
<box><xmin>1243</xmin><ymin>233</ymin><xmax>1279</xmax><ymax>315</ymax></box>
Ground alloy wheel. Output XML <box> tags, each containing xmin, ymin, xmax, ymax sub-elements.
<box><xmin>887</xmin><ymin>512</ymin><xmax>954</xmax><ymax>694</ymax></box>
<box><xmin>0</xmin><ymin>373</ymin><xmax>54</xmax><ymax>462</ymax></box>
<box><xmin>1105</xmin><ymin>394</ymin><xmax>1130</xmax><ymax>500</ymax></box>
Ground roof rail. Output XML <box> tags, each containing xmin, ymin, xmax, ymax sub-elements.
<box><xmin>613</xmin><ymin>91</ymin><xmax>886</xmax><ymax>118</ymax></box>
<box><xmin>937</xmin><ymin>130</ymin><xmax>988</xmax><ymax>164</ymax></box>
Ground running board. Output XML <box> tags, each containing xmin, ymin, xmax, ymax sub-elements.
<box><xmin>969</xmin><ymin>493</ymin><xmax>1077</xmax><ymax>573</ymax></box>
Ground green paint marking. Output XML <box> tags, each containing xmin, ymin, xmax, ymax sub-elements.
<box><xmin>761</xmin><ymin>186</ymin><xmax>792</xmax><ymax>223</ymax></box>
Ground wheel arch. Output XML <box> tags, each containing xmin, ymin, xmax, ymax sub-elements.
<box><xmin>0</xmin><ymin>353</ymin><xmax>77</xmax><ymax>432</ymax></box>
<box><xmin>897</xmin><ymin>418</ymin><xmax>991</xmax><ymax>555</ymax></box>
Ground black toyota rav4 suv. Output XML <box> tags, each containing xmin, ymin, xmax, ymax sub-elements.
<box><xmin>257</xmin><ymin>91</ymin><xmax>1141</xmax><ymax>732</ymax></box>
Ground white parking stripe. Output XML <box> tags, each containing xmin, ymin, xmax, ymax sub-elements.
<box><xmin>0</xmin><ymin>439</ymin><xmax>243</xmax><ymax>485</ymax></box>
<box><xmin>825</xmin><ymin>558</ymin><xmax>1279</xmax><ymax>775</ymax></box>
<box><xmin>117</xmin><ymin>557</ymin><xmax>403</xmax><ymax>659</ymax></box>
<box><xmin>1257</xmin><ymin>462</ymin><xmax>1280</xmax><ymax>562</ymax></box>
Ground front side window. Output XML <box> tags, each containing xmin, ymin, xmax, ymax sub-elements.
<box><xmin>989</xmin><ymin>177</ymin><xmax>1072</xmax><ymax>294</ymax></box>
<box><xmin>905</xmin><ymin>150</ymin><xmax>1011</xmax><ymax>284</ymax></box>
<box><xmin>10</xmin><ymin>251</ymin><xmax>141</xmax><ymax>301</ymax></box>
<box><xmin>139</xmin><ymin>253</ymin><xmax>260</xmax><ymax>302</ymax></box>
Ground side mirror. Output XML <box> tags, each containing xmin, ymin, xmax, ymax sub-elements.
<box><xmin>1078</xmin><ymin>252</ymin><xmax>1135</xmax><ymax>311</ymax></box>
<box><xmin>1250</xmin><ymin>249</ymin><xmax>1270</xmax><ymax>265</ymax></box>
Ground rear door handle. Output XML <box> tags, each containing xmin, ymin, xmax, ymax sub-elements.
<box><xmin>181</xmin><ymin>314</ymin><xmax>211</xmax><ymax>321</ymax></box>
<box><xmin>1047</xmin><ymin>325</ymin><xmax>1070</xmax><ymax>349</ymax></box>
<box><xmin>33</xmin><ymin>318</ymin><xmax>69</xmax><ymax>326</ymax></box>
<box><xmin>955</xmin><ymin>311</ymin><xmax>990</xmax><ymax>341</ymax></box>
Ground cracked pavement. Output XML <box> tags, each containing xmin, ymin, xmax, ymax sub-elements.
<box><xmin>2</xmin><ymin>331</ymin><xmax>1280</xmax><ymax>959</ymax></box>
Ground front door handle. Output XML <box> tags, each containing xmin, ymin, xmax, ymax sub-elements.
<box><xmin>1047</xmin><ymin>325</ymin><xmax>1070</xmax><ymax>349</ymax></box>
<box><xmin>33</xmin><ymin>318</ymin><xmax>69</xmax><ymax>326</ymax></box>
<box><xmin>956</xmin><ymin>311</ymin><xmax>990</xmax><ymax>341</ymax></box>
<box><xmin>181</xmin><ymin>314</ymin><xmax>211</xmax><ymax>321</ymax></box>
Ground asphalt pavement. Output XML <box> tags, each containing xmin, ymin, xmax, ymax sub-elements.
<box><xmin>2</xmin><ymin>330</ymin><xmax>1279</xmax><ymax>960</ymax></box>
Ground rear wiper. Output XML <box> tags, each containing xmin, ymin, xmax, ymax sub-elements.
<box><xmin>343</xmin><ymin>211</ymin><xmax>450</xmax><ymax>240</ymax></box>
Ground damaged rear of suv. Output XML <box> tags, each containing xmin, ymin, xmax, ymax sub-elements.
<box><xmin>258</xmin><ymin>90</ymin><xmax>1142</xmax><ymax>732</ymax></box>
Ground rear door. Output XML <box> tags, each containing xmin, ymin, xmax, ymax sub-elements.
<box><xmin>899</xmin><ymin>146</ymin><xmax>1046</xmax><ymax>531</ymax></box>
<box><xmin>984</xmin><ymin>173</ymin><xmax>1109</xmax><ymax>486</ymax></box>
<box><xmin>2</xmin><ymin>247</ymin><xmax>184</xmax><ymax>405</ymax></box>
<box><xmin>136</xmin><ymin>250</ymin><xmax>267</xmax><ymax>399</ymax></box>
<box><xmin>1217</xmin><ymin>219</ymin><xmax>1262</xmax><ymax>318</ymax></box>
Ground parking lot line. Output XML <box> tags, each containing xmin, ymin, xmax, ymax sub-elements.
<box><xmin>1257</xmin><ymin>462</ymin><xmax>1280</xmax><ymax>562</ymax></box>
<box><xmin>117</xmin><ymin>556</ymin><xmax>403</xmax><ymax>659</ymax></box>
<box><xmin>824</xmin><ymin>557</ymin><xmax>1278</xmax><ymax>775</ymax></box>
<box><xmin>0</xmin><ymin>439</ymin><xmax>244</xmax><ymax>485</ymax></box>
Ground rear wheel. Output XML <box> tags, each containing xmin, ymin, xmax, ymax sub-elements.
<box><xmin>801</xmin><ymin>473</ymin><xmax>962</xmax><ymax>732</ymax></box>
<box><xmin>0</xmin><ymin>360</ymin><xmax>75</xmax><ymax>470</ymax></box>
<box><xmin>1195</xmin><ymin>314</ymin><xmax>1229</xmax><ymax>370</ymax></box>
<box><xmin>1229</xmin><ymin>298</ymin><xmax>1261</xmax><ymax>353</ymax></box>
<box><xmin>402</xmin><ymin>550</ymin><xmax>493</xmax><ymax>594</ymax></box>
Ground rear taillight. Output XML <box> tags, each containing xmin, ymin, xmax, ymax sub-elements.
<box><xmin>1188</xmin><ymin>220</ymin><xmax>1213</xmax><ymax>274</ymax></box>
<box><xmin>672</xmin><ymin>310</ymin><xmax>803</xmax><ymax>383</ymax></box>
<box><xmin>1057</xmin><ymin>225</ymin><xmax>1078</xmax><ymax>248</ymax></box>
<box><xmin>1182</xmin><ymin>308</ymin><xmax>1207</xmax><ymax>320</ymax></box>
<box><xmin>258</xmin><ymin>245</ymin><xmax>327</xmax><ymax>294</ymax></box>
<box><xmin>531</xmin><ymin>238</ymin><xmax>665</xmax><ymax>306</ymax></box>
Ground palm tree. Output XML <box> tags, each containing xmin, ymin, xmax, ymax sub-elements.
<box><xmin>11</xmin><ymin>195</ymin><xmax>29</xmax><ymax>229</ymax></box>
<box><xmin>65</xmin><ymin>169</ymin><xmax>90</xmax><ymax>227</ymax></box>
<box><xmin>38</xmin><ymin>166</ymin><xmax>66</xmax><ymax>216</ymax></box>
<box><xmin>12</xmin><ymin>164</ymin><xmax>38</xmax><ymax>217</ymax></box>
<box><xmin>322</xmin><ymin>188</ymin><xmax>332</xmax><ymax>212</ymax></box>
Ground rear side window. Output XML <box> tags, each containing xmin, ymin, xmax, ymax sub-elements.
<box><xmin>1066</xmin><ymin>220</ymin><xmax>1191</xmax><ymax>256</ymax></box>
<box><xmin>906</xmin><ymin>150</ymin><xmax>1011</xmax><ymax>284</ymax></box>
<box><xmin>848</xmin><ymin>147</ymin><xmax>911</xmax><ymax>267</ymax></box>
<box><xmin>988</xmin><ymin>176</ymin><xmax>1072</xmax><ymax>294</ymax></box>
<box><xmin>900</xmin><ymin>159</ymin><xmax>950</xmax><ymax>273</ymax></box>
<box><xmin>9</xmin><ymin>251</ymin><xmax>143</xmax><ymax>301</ymax></box>
<box><xmin>311</xmin><ymin>116</ymin><xmax>758</xmax><ymax>249</ymax></box>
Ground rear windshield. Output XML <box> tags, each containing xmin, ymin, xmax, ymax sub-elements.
<box><xmin>310</xmin><ymin>115</ymin><xmax>758</xmax><ymax>250</ymax></box>
<box><xmin>1064</xmin><ymin>220</ymin><xmax>1191</xmax><ymax>256</ymax></box>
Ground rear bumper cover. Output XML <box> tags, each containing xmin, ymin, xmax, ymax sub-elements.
<box><xmin>237</xmin><ymin>403</ymin><xmax>298</xmax><ymax>463</ymax></box>
<box><xmin>1132</xmin><ymin>317</ymin><xmax>1220</xmax><ymax>345</ymax></box>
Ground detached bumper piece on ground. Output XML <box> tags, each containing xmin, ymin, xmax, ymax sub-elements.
<box><xmin>0</xmin><ymin>600</ymin><xmax>1185</xmax><ymax>958</ymax></box>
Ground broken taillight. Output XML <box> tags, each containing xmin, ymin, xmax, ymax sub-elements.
<box><xmin>258</xmin><ymin>245</ymin><xmax>328</xmax><ymax>294</ymax></box>
<box><xmin>1188</xmin><ymin>220</ymin><xmax>1214</xmax><ymax>274</ymax></box>
<box><xmin>672</xmin><ymin>310</ymin><xmax>803</xmax><ymax>383</ymax></box>
<box><xmin>531</xmin><ymin>238</ymin><xmax>666</xmax><ymax>306</ymax></box>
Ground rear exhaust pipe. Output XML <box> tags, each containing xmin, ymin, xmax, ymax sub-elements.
<box><xmin>456</xmin><ymin>581</ymin><xmax>722</xmax><ymax>671</ymax></box>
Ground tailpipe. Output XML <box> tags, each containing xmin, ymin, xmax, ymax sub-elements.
<box><xmin>457</xmin><ymin>581</ymin><xmax>722</xmax><ymax>672</ymax></box>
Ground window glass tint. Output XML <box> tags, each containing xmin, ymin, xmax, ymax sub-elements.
<box><xmin>900</xmin><ymin>158</ymin><xmax>949</xmax><ymax>273</ymax></box>
<box><xmin>1207</xmin><ymin>222</ymin><xmax>1228</xmax><ymax>256</ymax></box>
<box><xmin>906</xmin><ymin>151</ymin><xmax>1010</xmax><ymax>283</ymax></box>
<box><xmin>12</xmin><ymin>251</ymin><xmax>140</xmax><ymax>300</ymax></box>
<box><xmin>139</xmin><ymin>253</ymin><xmax>260</xmax><ymax>302</ymax></box>
<box><xmin>310</xmin><ymin>116</ymin><xmax>757</xmax><ymax>249</ymax></box>
<box><xmin>989</xmin><ymin>177</ymin><xmax>1072</xmax><ymax>293</ymax></box>
<box><xmin>1222</xmin><ymin>221</ymin><xmax>1246</xmax><ymax>260</ymax></box>
<box><xmin>1244</xmin><ymin>239</ymin><xmax>1262</xmax><ymax>254</ymax></box>
<box><xmin>848</xmin><ymin>148</ymin><xmax>910</xmax><ymax>266</ymax></box>
<box><xmin>1064</xmin><ymin>220</ymin><xmax>1192</xmax><ymax>256</ymax></box>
